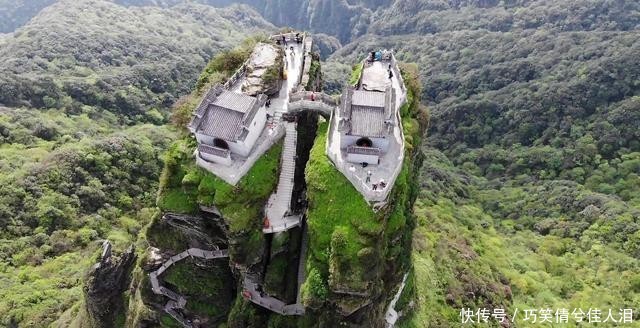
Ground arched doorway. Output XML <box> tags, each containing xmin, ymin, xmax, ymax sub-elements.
<box><xmin>356</xmin><ymin>137</ymin><xmax>373</xmax><ymax>148</ymax></box>
<box><xmin>213</xmin><ymin>138</ymin><xmax>229</xmax><ymax>150</ymax></box>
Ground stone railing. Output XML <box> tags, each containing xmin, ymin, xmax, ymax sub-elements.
<box><xmin>289</xmin><ymin>91</ymin><xmax>337</xmax><ymax>105</ymax></box>
<box><xmin>390</xmin><ymin>53</ymin><xmax>407</xmax><ymax>93</ymax></box>
<box><xmin>222</xmin><ymin>58</ymin><xmax>251</xmax><ymax>90</ymax></box>
<box><xmin>347</xmin><ymin>145</ymin><xmax>381</xmax><ymax>156</ymax></box>
<box><xmin>300</xmin><ymin>35</ymin><xmax>314</xmax><ymax>89</ymax></box>
<box><xmin>198</xmin><ymin>144</ymin><xmax>230</xmax><ymax>158</ymax></box>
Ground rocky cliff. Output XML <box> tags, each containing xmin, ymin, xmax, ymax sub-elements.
<box><xmin>242</xmin><ymin>42</ymin><xmax>283</xmax><ymax>96</ymax></box>
<box><xmin>83</xmin><ymin>242</ymin><xmax>137</xmax><ymax>328</ymax></box>
<box><xmin>96</xmin><ymin>35</ymin><xmax>426</xmax><ymax>328</ymax></box>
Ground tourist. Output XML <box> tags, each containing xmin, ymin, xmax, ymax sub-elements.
<box><xmin>373</xmin><ymin>183</ymin><xmax>378</xmax><ymax>190</ymax></box>
<box><xmin>389</xmin><ymin>69</ymin><xmax>393</xmax><ymax>79</ymax></box>
<box><xmin>282</xmin><ymin>35</ymin><xmax>287</xmax><ymax>45</ymax></box>
<box><xmin>366</xmin><ymin>170</ymin><xmax>372</xmax><ymax>183</ymax></box>
<box><xmin>379</xmin><ymin>179</ymin><xmax>386</xmax><ymax>189</ymax></box>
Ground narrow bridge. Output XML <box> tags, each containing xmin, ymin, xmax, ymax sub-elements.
<box><xmin>288</xmin><ymin>91</ymin><xmax>337</xmax><ymax>117</ymax></box>
<box><xmin>149</xmin><ymin>248</ymin><xmax>229</xmax><ymax>328</ymax></box>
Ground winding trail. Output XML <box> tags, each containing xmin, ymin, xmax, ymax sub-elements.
<box><xmin>149</xmin><ymin>248</ymin><xmax>229</xmax><ymax>328</ymax></box>
<box><xmin>242</xmin><ymin>221</ymin><xmax>308</xmax><ymax>315</ymax></box>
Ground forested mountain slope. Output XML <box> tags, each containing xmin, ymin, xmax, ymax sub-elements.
<box><xmin>0</xmin><ymin>0</ymin><xmax>55</xmax><ymax>33</ymax></box>
<box><xmin>0</xmin><ymin>1</ymin><xmax>273</xmax><ymax>326</ymax></box>
<box><xmin>320</xmin><ymin>0</ymin><xmax>640</xmax><ymax>325</ymax></box>
<box><xmin>0</xmin><ymin>0</ymin><xmax>638</xmax><ymax>326</ymax></box>
<box><xmin>0</xmin><ymin>0</ymin><xmax>273</xmax><ymax>121</ymax></box>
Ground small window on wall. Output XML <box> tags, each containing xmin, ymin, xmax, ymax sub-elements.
<box><xmin>213</xmin><ymin>138</ymin><xmax>229</xmax><ymax>150</ymax></box>
<box><xmin>356</xmin><ymin>137</ymin><xmax>373</xmax><ymax>147</ymax></box>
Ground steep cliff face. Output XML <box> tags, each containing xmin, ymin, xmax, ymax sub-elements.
<box><xmin>297</xmin><ymin>63</ymin><xmax>427</xmax><ymax>326</ymax></box>
<box><xmin>84</xmin><ymin>243</ymin><xmax>137</xmax><ymax>328</ymax></box>
<box><xmin>200</xmin><ymin>0</ymin><xmax>394</xmax><ymax>43</ymax></box>
<box><xmin>119</xmin><ymin>35</ymin><xmax>425</xmax><ymax>328</ymax></box>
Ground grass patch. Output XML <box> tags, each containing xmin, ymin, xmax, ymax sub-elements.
<box><xmin>156</xmin><ymin>138</ymin><xmax>281</xmax><ymax>234</ymax></box>
<box><xmin>305</xmin><ymin>122</ymin><xmax>378</xmax><ymax>291</ymax></box>
<box><xmin>349</xmin><ymin>62</ymin><xmax>364</xmax><ymax>86</ymax></box>
<box><xmin>164</xmin><ymin>260</ymin><xmax>224</xmax><ymax>296</ymax></box>
<box><xmin>157</xmin><ymin>188</ymin><xmax>198</xmax><ymax>214</ymax></box>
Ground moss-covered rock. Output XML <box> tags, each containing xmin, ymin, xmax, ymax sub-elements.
<box><xmin>300</xmin><ymin>62</ymin><xmax>428</xmax><ymax>324</ymax></box>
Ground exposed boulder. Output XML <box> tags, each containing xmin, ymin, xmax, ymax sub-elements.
<box><xmin>242</xmin><ymin>42</ymin><xmax>283</xmax><ymax>96</ymax></box>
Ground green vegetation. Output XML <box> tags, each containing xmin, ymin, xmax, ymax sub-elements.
<box><xmin>305</xmin><ymin>54</ymin><xmax>322</xmax><ymax>91</ymax></box>
<box><xmin>305</xmin><ymin>122</ymin><xmax>376</xmax><ymax>292</ymax></box>
<box><xmin>0</xmin><ymin>2</ymin><xmax>273</xmax><ymax>325</ymax></box>
<box><xmin>157</xmin><ymin>138</ymin><xmax>281</xmax><ymax>231</ymax></box>
<box><xmin>348</xmin><ymin>62</ymin><xmax>363</xmax><ymax>86</ymax></box>
<box><xmin>0</xmin><ymin>108</ymin><xmax>171</xmax><ymax>326</ymax></box>
<box><xmin>0</xmin><ymin>0</ymin><xmax>272</xmax><ymax>121</ymax></box>
<box><xmin>302</xmin><ymin>63</ymin><xmax>427</xmax><ymax>313</ymax></box>
<box><xmin>262</xmin><ymin>48</ymin><xmax>284</xmax><ymax>87</ymax></box>
<box><xmin>400</xmin><ymin>149</ymin><xmax>640</xmax><ymax>327</ymax></box>
<box><xmin>163</xmin><ymin>258</ymin><xmax>232</xmax><ymax>318</ymax></box>
<box><xmin>317</xmin><ymin>1</ymin><xmax>640</xmax><ymax>325</ymax></box>
<box><xmin>155</xmin><ymin>135</ymin><xmax>281</xmax><ymax>264</ymax></box>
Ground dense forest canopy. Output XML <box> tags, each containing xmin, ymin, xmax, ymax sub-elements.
<box><xmin>0</xmin><ymin>1</ymin><xmax>272</xmax><ymax>324</ymax></box>
<box><xmin>0</xmin><ymin>0</ymin><xmax>273</xmax><ymax>121</ymax></box>
<box><xmin>322</xmin><ymin>0</ymin><xmax>640</xmax><ymax>325</ymax></box>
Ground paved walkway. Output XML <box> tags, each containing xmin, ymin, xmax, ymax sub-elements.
<box><xmin>149</xmin><ymin>248</ymin><xmax>229</xmax><ymax>328</ymax></box>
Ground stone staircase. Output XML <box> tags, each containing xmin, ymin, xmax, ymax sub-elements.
<box><xmin>149</xmin><ymin>248</ymin><xmax>229</xmax><ymax>328</ymax></box>
<box><xmin>264</xmin><ymin>122</ymin><xmax>302</xmax><ymax>233</ymax></box>
<box><xmin>242</xmin><ymin>275</ymin><xmax>305</xmax><ymax>316</ymax></box>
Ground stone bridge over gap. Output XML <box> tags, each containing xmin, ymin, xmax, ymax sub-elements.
<box><xmin>287</xmin><ymin>91</ymin><xmax>338</xmax><ymax>118</ymax></box>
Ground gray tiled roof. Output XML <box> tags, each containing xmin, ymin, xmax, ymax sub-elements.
<box><xmin>199</xmin><ymin>105</ymin><xmax>244</xmax><ymax>141</ymax></box>
<box><xmin>351</xmin><ymin>90</ymin><xmax>386</xmax><ymax>108</ymax></box>
<box><xmin>189</xmin><ymin>85</ymin><xmax>266</xmax><ymax>142</ymax></box>
<box><xmin>213</xmin><ymin>91</ymin><xmax>257</xmax><ymax>114</ymax></box>
<box><xmin>350</xmin><ymin>107</ymin><xmax>386</xmax><ymax>137</ymax></box>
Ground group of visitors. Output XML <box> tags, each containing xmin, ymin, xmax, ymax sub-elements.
<box><xmin>366</xmin><ymin>170</ymin><xmax>387</xmax><ymax>190</ymax></box>
<box><xmin>277</xmin><ymin>33</ymin><xmax>303</xmax><ymax>46</ymax></box>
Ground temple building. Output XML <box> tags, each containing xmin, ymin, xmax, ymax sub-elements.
<box><xmin>337</xmin><ymin>87</ymin><xmax>396</xmax><ymax>165</ymax></box>
<box><xmin>188</xmin><ymin>84</ymin><xmax>268</xmax><ymax>166</ymax></box>
<box><xmin>326</xmin><ymin>49</ymin><xmax>407</xmax><ymax>204</ymax></box>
